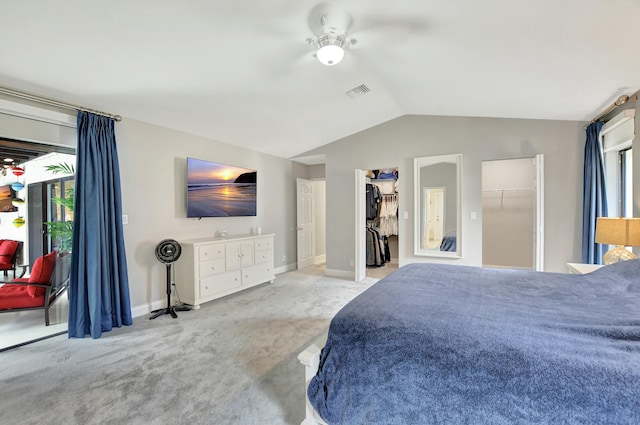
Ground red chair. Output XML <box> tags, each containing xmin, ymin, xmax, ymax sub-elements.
<box><xmin>0</xmin><ymin>239</ymin><xmax>22</xmax><ymax>278</ymax></box>
<box><xmin>0</xmin><ymin>251</ymin><xmax>70</xmax><ymax>326</ymax></box>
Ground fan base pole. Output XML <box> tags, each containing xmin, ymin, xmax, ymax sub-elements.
<box><xmin>149</xmin><ymin>263</ymin><xmax>191</xmax><ymax>320</ymax></box>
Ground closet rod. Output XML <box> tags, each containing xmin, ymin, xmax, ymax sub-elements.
<box><xmin>584</xmin><ymin>94</ymin><xmax>637</xmax><ymax>129</ymax></box>
<box><xmin>483</xmin><ymin>188</ymin><xmax>534</xmax><ymax>192</ymax></box>
<box><xmin>0</xmin><ymin>85</ymin><xmax>122</xmax><ymax>122</ymax></box>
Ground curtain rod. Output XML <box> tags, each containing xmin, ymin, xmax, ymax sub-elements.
<box><xmin>0</xmin><ymin>85</ymin><xmax>122</xmax><ymax>122</ymax></box>
<box><xmin>585</xmin><ymin>94</ymin><xmax>637</xmax><ymax>129</ymax></box>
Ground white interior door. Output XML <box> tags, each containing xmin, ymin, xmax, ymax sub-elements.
<box><xmin>296</xmin><ymin>178</ymin><xmax>314</xmax><ymax>269</ymax></box>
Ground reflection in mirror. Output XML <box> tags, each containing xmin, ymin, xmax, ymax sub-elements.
<box><xmin>414</xmin><ymin>154</ymin><xmax>462</xmax><ymax>258</ymax></box>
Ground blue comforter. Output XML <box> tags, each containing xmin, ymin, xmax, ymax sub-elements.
<box><xmin>308</xmin><ymin>261</ymin><xmax>640</xmax><ymax>424</ymax></box>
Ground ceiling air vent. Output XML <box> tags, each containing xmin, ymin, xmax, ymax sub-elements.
<box><xmin>345</xmin><ymin>84</ymin><xmax>371</xmax><ymax>99</ymax></box>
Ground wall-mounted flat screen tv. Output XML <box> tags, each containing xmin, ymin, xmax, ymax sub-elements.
<box><xmin>0</xmin><ymin>185</ymin><xmax>17</xmax><ymax>212</ymax></box>
<box><xmin>187</xmin><ymin>157</ymin><xmax>257</xmax><ymax>218</ymax></box>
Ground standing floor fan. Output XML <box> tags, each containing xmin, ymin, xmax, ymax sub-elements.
<box><xmin>150</xmin><ymin>239</ymin><xmax>191</xmax><ymax>320</ymax></box>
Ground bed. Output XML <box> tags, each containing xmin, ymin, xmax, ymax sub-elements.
<box><xmin>438</xmin><ymin>231</ymin><xmax>457</xmax><ymax>252</ymax></box>
<box><xmin>300</xmin><ymin>260</ymin><xmax>640</xmax><ymax>425</ymax></box>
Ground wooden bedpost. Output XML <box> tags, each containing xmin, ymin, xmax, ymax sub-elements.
<box><xmin>298</xmin><ymin>333</ymin><xmax>328</xmax><ymax>425</ymax></box>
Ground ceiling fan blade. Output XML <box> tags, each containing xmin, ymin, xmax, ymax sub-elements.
<box><xmin>349</xmin><ymin>16</ymin><xmax>428</xmax><ymax>46</ymax></box>
<box><xmin>307</xmin><ymin>3</ymin><xmax>353</xmax><ymax>36</ymax></box>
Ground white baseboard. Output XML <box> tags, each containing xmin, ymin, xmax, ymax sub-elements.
<box><xmin>131</xmin><ymin>299</ymin><xmax>165</xmax><ymax>319</ymax></box>
<box><xmin>314</xmin><ymin>254</ymin><xmax>326</xmax><ymax>265</ymax></box>
<box><xmin>133</xmin><ymin>262</ymin><xmax>301</xmax><ymax>317</ymax></box>
<box><xmin>324</xmin><ymin>268</ymin><xmax>355</xmax><ymax>281</ymax></box>
<box><xmin>275</xmin><ymin>263</ymin><xmax>297</xmax><ymax>275</ymax></box>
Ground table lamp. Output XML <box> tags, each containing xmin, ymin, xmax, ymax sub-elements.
<box><xmin>595</xmin><ymin>217</ymin><xmax>640</xmax><ymax>264</ymax></box>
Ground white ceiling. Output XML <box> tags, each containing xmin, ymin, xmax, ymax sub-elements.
<box><xmin>1</xmin><ymin>0</ymin><xmax>638</xmax><ymax>161</ymax></box>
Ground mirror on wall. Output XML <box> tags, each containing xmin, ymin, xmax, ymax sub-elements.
<box><xmin>414</xmin><ymin>154</ymin><xmax>462</xmax><ymax>258</ymax></box>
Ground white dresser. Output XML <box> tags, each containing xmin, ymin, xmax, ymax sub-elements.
<box><xmin>175</xmin><ymin>234</ymin><xmax>275</xmax><ymax>308</ymax></box>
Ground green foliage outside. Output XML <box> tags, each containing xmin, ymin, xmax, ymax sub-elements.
<box><xmin>43</xmin><ymin>163</ymin><xmax>75</xmax><ymax>253</ymax></box>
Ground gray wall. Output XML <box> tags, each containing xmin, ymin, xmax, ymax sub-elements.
<box><xmin>308</xmin><ymin>164</ymin><xmax>326</xmax><ymax>179</ymax></box>
<box><xmin>302</xmin><ymin>114</ymin><xmax>585</xmax><ymax>273</ymax></box>
<box><xmin>1</xmin><ymin>110</ymin><xmax>305</xmax><ymax>316</ymax></box>
<box><xmin>116</xmin><ymin>119</ymin><xmax>305</xmax><ymax>314</ymax></box>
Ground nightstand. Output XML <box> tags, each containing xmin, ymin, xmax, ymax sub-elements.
<box><xmin>566</xmin><ymin>263</ymin><xmax>604</xmax><ymax>274</ymax></box>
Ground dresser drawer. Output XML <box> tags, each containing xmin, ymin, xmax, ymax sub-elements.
<box><xmin>199</xmin><ymin>271</ymin><xmax>241</xmax><ymax>299</ymax></box>
<box><xmin>254</xmin><ymin>248</ymin><xmax>273</xmax><ymax>265</ymax></box>
<box><xmin>199</xmin><ymin>258</ymin><xmax>226</xmax><ymax>278</ymax></box>
<box><xmin>242</xmin><ymin>262</ymin><xmax>273</xmax><ymax>285</ymax></box>
<box><xmin>198</xmin><ymin>244</ymin><xmax>225</xmax><ymax>262</ymax></box>
<box><xmin>254</xmin><ymin>237</ymin><xmax>273</xmax><ymax>251</ymax></box>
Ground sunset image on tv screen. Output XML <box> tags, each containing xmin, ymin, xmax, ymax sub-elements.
<box><xmin>187</xmin><ymin>158</ymin><xmax>257</xmax><ymax>217</ymax></box>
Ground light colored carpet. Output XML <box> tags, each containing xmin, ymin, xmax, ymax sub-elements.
<box><xmin>0</xmin><ymin>269</ymin><xmax>375</xmax><ymax>425</ymax></box>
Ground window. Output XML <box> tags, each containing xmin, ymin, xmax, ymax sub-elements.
<box><xmin>600</xmin><ymin>110</ymin><xmax>635</xmax><ymax>217</ymax></box>
<box><xmin>620</xmin><ymin>148</ymin><xmax>633</xmax><ymax>218</ymax></box>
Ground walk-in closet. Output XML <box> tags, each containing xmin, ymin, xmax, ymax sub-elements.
<box><xmin>365</xmin><ymin>168</ymin><xmax>399</xmax><ymax>279</ymax></box>
<box><xmin>482</xmin><ymin>157</ymin><xmax>543</xmax><ymax>270</ymax></box>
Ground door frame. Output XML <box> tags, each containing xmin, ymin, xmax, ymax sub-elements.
<box><xmin>296</xmin><ymin>177</ymin><xmax>315</xmax><ymax>269</ymax></box>
<box><xmin>534</xmin><ymin>154</ymin><xmax>544</xmax><ymax>271</ymax></box>
<box><xmin>355</xmin><ymin>170</ymin><xmax>366</xmax><ymax>282</ymax></box>
<box><xmin>354</xmin><ymin>167</ymin><xmax>399</xmax><ymax>281</ymax></box>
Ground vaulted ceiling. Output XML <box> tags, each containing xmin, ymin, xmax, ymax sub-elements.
<box><xmin>0</xmin><ymin>1</ymin><xmax>638</xmax><ymax>160</ymax></box>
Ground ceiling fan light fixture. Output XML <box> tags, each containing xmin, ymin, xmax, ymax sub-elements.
<box><xmin>316</xmin><ymin>35</ymin><xmax>345</xmax><ymax>66</ymax></box>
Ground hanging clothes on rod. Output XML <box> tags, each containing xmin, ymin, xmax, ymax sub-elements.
<box><xmin>378</xmin><ymin>193</ymin><xmax>398</xmax><ymax>236</ymax></box>
<box><xmin>366</xmin><ymin>183</ymin><xmax>383</xmax><ymax>220</ymax></box>
<box><xmin>366</xmin><ymin>222</ymin><xmax>387</xmax><ymax>267</ymax></box>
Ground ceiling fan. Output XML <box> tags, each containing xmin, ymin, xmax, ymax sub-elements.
<box><xmin>303</xmin><ymin>3</ymin><xmax>426</xmax><ymax>66</ymax></box>
<box><xmin>305</xmin><ymin>4</ymin><xmax>354</xmax><ymax>66</ymax></box>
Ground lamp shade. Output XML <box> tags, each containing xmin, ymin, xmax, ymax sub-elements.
<box><xmin>595</xmin><ymin>217</ymin><xmax>640</xmax><ymax>246</ymax></box>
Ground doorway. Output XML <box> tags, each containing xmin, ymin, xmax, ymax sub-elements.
<box><xmin>481</xmin><ymin>156</ymin><xmax>544</xmax><ymax>270</ymax></box>
<box><xmin>296</xmin><ymin>178</ymin><xmax>326</xmax><ymax>272</ymax></box>
<box><xmin>0</xmin><ymin>139</ymin><xmax>75</xmax><ymax>350</ymax></box>
<box><xmin>356</xmin><ymin>167</ymin><xmax>399</xmax><ymax>281</ymax></box>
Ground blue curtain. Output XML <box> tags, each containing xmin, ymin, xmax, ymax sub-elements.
<box><xmin>581</xmin><ymin>122</ymin><xmax>608</xmax><ymax>264</ymax></box>
<box><xmin>68</xmin><ymin>111</ymin><xmax>132</xmax><ymax>338</ymax></box>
